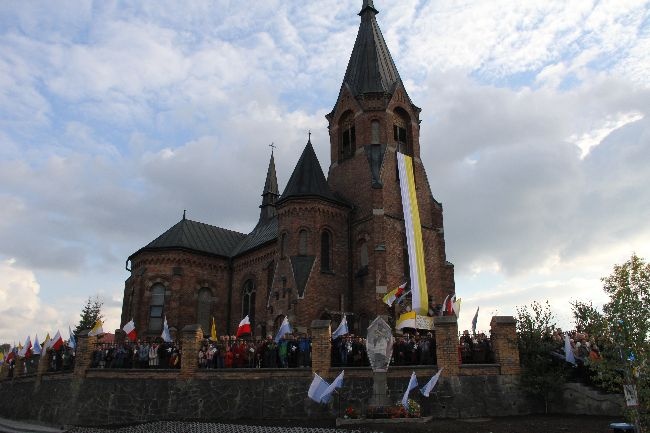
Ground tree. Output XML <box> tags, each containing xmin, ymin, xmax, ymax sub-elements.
<box><xmin>74</xmin><ymin>296</ymin><xmax>104</xmax><ymax>335</ymax></box>
<box><xmin>516</xmin><ymin>300</ymin><xmax>568</xmax><ymax>413</ymax></box>
<box><xmin>573</xmin><ymin>254</ymin><xmax>649</xmax><ymax>430</ymax></box>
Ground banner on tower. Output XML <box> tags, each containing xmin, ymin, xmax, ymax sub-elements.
<box><xmin>397</xmin><ymin>152</ymin><xmax>429</xmax><ymax>315</ymax></box>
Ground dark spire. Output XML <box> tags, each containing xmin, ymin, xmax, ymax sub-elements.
<box><xmin>279</xmin><ymin>140</ymin><xmax>339</xmax><ymax>204</ymax></box>
<box><xmin>259</xmin><ymin>151</ymin><xmax>279</xmax><ymax>222</ymax></box>
<box><xmin>360</xmin><ymin>0</ymin><xmax>378</xmax><ymax>15</ymax></box>
<box><xmin>342</xmin><ymin>0</ymin><xmax>401</xmax><ymax>97</ymax></box>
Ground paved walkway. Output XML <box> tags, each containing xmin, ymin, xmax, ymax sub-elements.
<box><xmin>0</xmin><ymin>416</ymin><xmax>67</xmax><ymax>433</ymax></box>
<box><xmin>67</xmin><ymin>421</ymin><xmax>373</xmax><ymax>433</ymax></box>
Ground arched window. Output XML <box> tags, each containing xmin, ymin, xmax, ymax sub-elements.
<box><xmin>197</xmin><ymin>287</ymin><xmax>212</xmax><ymax>335</ymax></box>
<box><xmin>280</xmin><ymin>233</ymin><xmax>287</xmax><ymax>259</ymax></box>
<box><xmin>149</xmin><ymin>284</ymin><xmax>165</xmax><ymax>331</ymax></box>
<box><xmin>339</xmin><ymin>111</ymin><xmax>356</xmax><ymax>160</ymax></box>
<box><xmin>321</xmin><ymin>230</ymin><xmax>332</xmax><ymax>271</ymax></box>
<box><xmin>359</xmin><ymin>239</ymin><xmax>369</xmax><ymax>269</ymax></box>
<box><xmin>371</xmin><ymin>120</ymin><xmax>380</xmax><ymax>144</ymax></box>
<box><xmin>242</xmin><ymin>280</ymin><xmax>256</xmax><ymax>329</ymax></box>
<box><xmin>299</xmin><ymin>229</ymin><xmax>309</xmax><ymax>256</ymax></box>
<box><xmin>393</xmin><ymin>108</ymin><xmax>411</xmax><ymax>155</ymax></box>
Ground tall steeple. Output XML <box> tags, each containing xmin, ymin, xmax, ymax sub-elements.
<box><xmin>342</xmin><ymin>0</ymin><xmax>401</xmax><ymax>98</ymax></box>
<box><xmin>259</xmin><ymin>151</ymin><xmax>279</xmax><ymax>223</ymax></box>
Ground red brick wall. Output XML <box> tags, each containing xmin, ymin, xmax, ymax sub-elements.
<box><xmin>124</xmin><ymin>250</ymin><xmax>231</xmax><ymax>338</ymax></box>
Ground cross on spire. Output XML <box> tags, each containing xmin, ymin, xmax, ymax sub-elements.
<box><xmin>269</xmin><ymin>142</ymin><xmax>276</xmax><ymax>155</ymax></box>
<box><xmin>308</xmin><ymin>130</ymin><xmax>311</xmax><ymax>143</ymax></box>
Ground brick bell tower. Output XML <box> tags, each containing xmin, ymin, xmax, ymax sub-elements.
<box><xmin>326</xmin><ymin>0</ymin><xmax>455</xmax><ymax>323</ymax></box>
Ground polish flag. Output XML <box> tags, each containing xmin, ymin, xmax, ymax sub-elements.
<box><xmin>236</xmin><ymin>315</ymin><xmax>252</xmax><ymax>337</ymax></box>
<box><xmin>123</xmin><ymin>319</ymin><xmax>137</xmax><ymax>342</ymax></box>
<box><xmin>50</xmin><ymin>330</ymin><xmax>64</xmax><ymax>351</ymax></box>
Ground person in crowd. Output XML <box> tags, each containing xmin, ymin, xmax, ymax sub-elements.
<box><xmin>149</xmin><ymin>341</ymin><xmax>159</xmax><ymax>368</ymax></box>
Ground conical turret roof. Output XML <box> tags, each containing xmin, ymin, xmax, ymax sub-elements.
<box><xmin>279</xmin><ymin>140</ymin><xmax>339</xmax><ymax>204</ymax></box>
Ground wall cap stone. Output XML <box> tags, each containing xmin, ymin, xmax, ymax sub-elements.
<box><xmin>490</xmin><ymin>316</ymin><xmax>517</xmax><ymax>325</ymax></box>
<box><xmin>433</xmin><ymin>316</ymin><xmax>458</xmax><ymax>325</ymax></box>
<box><xmin>311</xmin><ymin>319</ymin><xmax>331</xmax><ymax>329</ymax></box>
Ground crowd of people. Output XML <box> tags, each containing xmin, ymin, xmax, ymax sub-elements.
<box><xmin>459</xmin><ymin>330</ymin><xmax>494</xmax><ymax>364</ymax></box>
<box><xmin>197</xmin><ymin>335</ymin><xmax>312</xmax><ymax>369</ymax></box>
<box><xmin>550</xmin><ymin>328</ymin><xmax>603</xmax><ymax>382</ymax></box>
<box><xmin>331</xmin><ymin>331</ymin><xmax>496</xmax><ymax>367</ymax></box>
<box><xmin>91</xmin><ymin>341</ymin><xmax>182</xmax><ymax>369</ymax></box>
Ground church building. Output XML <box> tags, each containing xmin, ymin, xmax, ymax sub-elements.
<box><xmin>121</xmin><ymin>0</ymin><xmax>456</xmax><ymax>338</ymax></box>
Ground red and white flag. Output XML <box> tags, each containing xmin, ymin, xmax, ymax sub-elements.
<box><xmin>123</xmin><ymin>319</ymin><xmax>137</xmax><ymax>342</ymax></box>
<box><xmin>18</xmin><ymin>336</ymin><xmax>32</xmax><ymax>358</ymax></box>
<box><xmin>236</xmin><ymin>315</ymin><xmax>251</xmax><ymax>337</ymax></box>
<box><xmin>49</xmin><ymin>330</ymin><xmax>64</xmax><ymax>351</ymax></box>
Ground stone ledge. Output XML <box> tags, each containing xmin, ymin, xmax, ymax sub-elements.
<box><xmin>336</xmin><ymin>415</ymin><xmax>433</xmax><ymax>426</ymax></box>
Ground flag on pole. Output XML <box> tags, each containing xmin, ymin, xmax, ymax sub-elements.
<box><xmin>274</xmin><ymin>316</ymin><xmax>292</xmax><ymax>343</ymax></box>
<box><xmin>236</xmin><ymin>315</ymin><xmax>252</xmax><ymax>338</ymax></box>
<box><xmin>395</xmin><ymin>289</ymin><xmax>412</xmax><ymax>305</ymax></box>
<box><xmin>440</xmin><ymin>294</ymin><xmax>450</xmax><ymax>316</ymax></box>
<box><xmin>88</xmin><ymin>319</ymin><xmax>104</xmax><ymax>337</ymax></box>
<box><xmin>453</xmin><ymin>297</ymin><xmax>462</xmax><ymax>317</ymax></box>
<box><xmin>5</xmin><ymin>348</ymin><xmax>15</xmax><ymax>364</ymax></box>
<box><xmin>382</xmin><ymin>282</ymin><xmax>407</xmax><ymax>307</ymax></box>
<box><xmin>50</xmin><ymin>331</ymin><xmax>64</xmax><ymax>351</ymax></box>
<box><xmin>397</xmin><ymin>152</ymin><xmax>429</xmax><ymax>315</ymax></box>
<box><xmin>401</xmin><ymin>371</ymin><xmax>418</xmax><ymax>408</ymax></box>
<box><xmin>564</xmin><ymin>332</ymin><xmax>576</xmax><ymax>365</ymax></box>
<box><xmin>161</xmin><ymin>316</ymin><xmax>172</xmax><ymax>343</ymax></box>
<box><xmin>307</xmin><ymin>373</ymin><xmax>330</xmax><ymax>403</ymax></box>
<box><xmin>123</xmin><ymin>319</ymin><xmax>137</xmax><ymax>342</ymax></box>
<box><xmin>32</xmin><ymin>334</ymin><xmax>42</xmax><ymax>355</ymax></box>
<box><xmin>331</xmin><ymin>315</ymin><xmax>349</xmax><ymax>339</ymax></box>
<box><xmin>471</xmin><ymin>307</ymin><xmax>479</xmax><ymax>335</ymax></box>
<box><xmin>18</xmin><ymin>336</ymin><xmax>32</xmax><ymax>358</ymax></box>
<box><xmin>43</xmin><ymin>333</ymin><xmax>51</xmax><ymax>349</ymax></box>
<box><xmin>210</xmin><ymin>317</ymin><xmax>217</xmax><ymax>341</ymax></box>
<box><xmin>68</xmin><ymin>327</ymin><xmax>77</xmax><ymax>350</ymax></box>
<box><xmin>0</xmin><ymin>351</ymin><xmax>4</xmax><ymax>365</ymax></box>
<box><xmin>319</xmin><ymin>370</ymin><xmax>345</xmax><ymax>403</ymax></box>
<box><xmin>420</xmin><ymin>368</ymin><xmax>443</xmax><ymax>397</ymax></box>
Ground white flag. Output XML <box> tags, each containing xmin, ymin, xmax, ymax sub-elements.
<box><xmin>161</xmin><ymin>316</ymin><xmax>172</xmax><ymax>343</ymax></box>
<box><xmin>420</xmin><ymin>368</ymin><xmax>443</xmax><ymax>397</ymax></box>
<box><xmin>274</xmin><ymin>316</ymin><xmax>292</xmax><ymax>343</ymax></box>
<box><xmin>319</xmin><ymin>370</ymin><xmax>344</xmax><ymax>403</ymax></box>
<box><xmin>307</xmin><ymin>373</ymin><xmax>330</xmax><ymax>403</ymax></box>
<box><xmin>564</xmin><ymin>332</ymin><xmax>576</xmax><ymax>365</ymax></box>
<box><xmin>401</xmin><ymin>371</ymin><xmax>418</xmax><ymax>408</ymax></box>
<box><xmin>32</xmin><ymin>334</ymin><xmax>42</xmax><ymax>356</ymax></box>
<box><xmin>331</xmin><ymin>315</ymin><xmax>349</xmax><ymax>339</ymax></box>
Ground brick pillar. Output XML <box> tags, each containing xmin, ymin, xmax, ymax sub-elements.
<box><xmin>434</xmin><ymin>316</ymin><xmax>460</xmax><ymax>376</ymax></box>
<box><xmin>15</xmin><ymin>356</ymin><xmax>26</xmax><ymax>377</ymax></box>
<box><xmin>180</xmin><ymin>324</ymin><xmax>202</xmax><ymax>378</ymax></box>
<box><xmin>73</xmin><ymin>330</ymin><xmax>98</xmax><ymax>379</ymax></box>
<box><xmin>490</xmin><ymin>316</ymin><xmax>520</xmax><ymax>375</ymax></box>
<box><xmin>114</xmin><ymin>329</ymin><xmax>126</xmax><ymax>345</ymax></box>
<box><xmin>35</xmin><ymin>349</ymin><xmax>51</xmax><ymax>383</ymax></box>
<box><xmin>310</xmin><ymin>320</ymin><xmax>331</xmax><ymax>376</ymax></box>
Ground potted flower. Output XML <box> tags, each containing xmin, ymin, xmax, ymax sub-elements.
<box><xmin>344</xmin><ymin>406</ymin><xmax>358</xmax><ymax>419</ymax></box>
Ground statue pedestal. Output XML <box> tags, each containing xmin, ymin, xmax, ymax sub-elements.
<box><xmin>369</xmin><ymin>370</ymin><xmax>391</xmax><ymax>407</ymax></box>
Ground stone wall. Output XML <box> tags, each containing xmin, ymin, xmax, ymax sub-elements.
<box><xmin>0</xmin><ymin>369</ymin><xmax>622</xmax><ymax>427</ymax></box>
<box><xmin>0</xmin><ymin>317</ymin><xmax>624</xmax><ymax>426</ymax></box>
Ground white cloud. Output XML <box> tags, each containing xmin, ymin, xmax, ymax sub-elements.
<box><xmin>0</xmin><ymin>258</ymin><xmax>61</xmax><ymax>343</ymax></box>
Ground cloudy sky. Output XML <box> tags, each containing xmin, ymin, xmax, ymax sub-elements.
<box><xmin>1</xmin><ymin>0</ymin><xmax>649</xmax><ymax>343</ymax></box>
